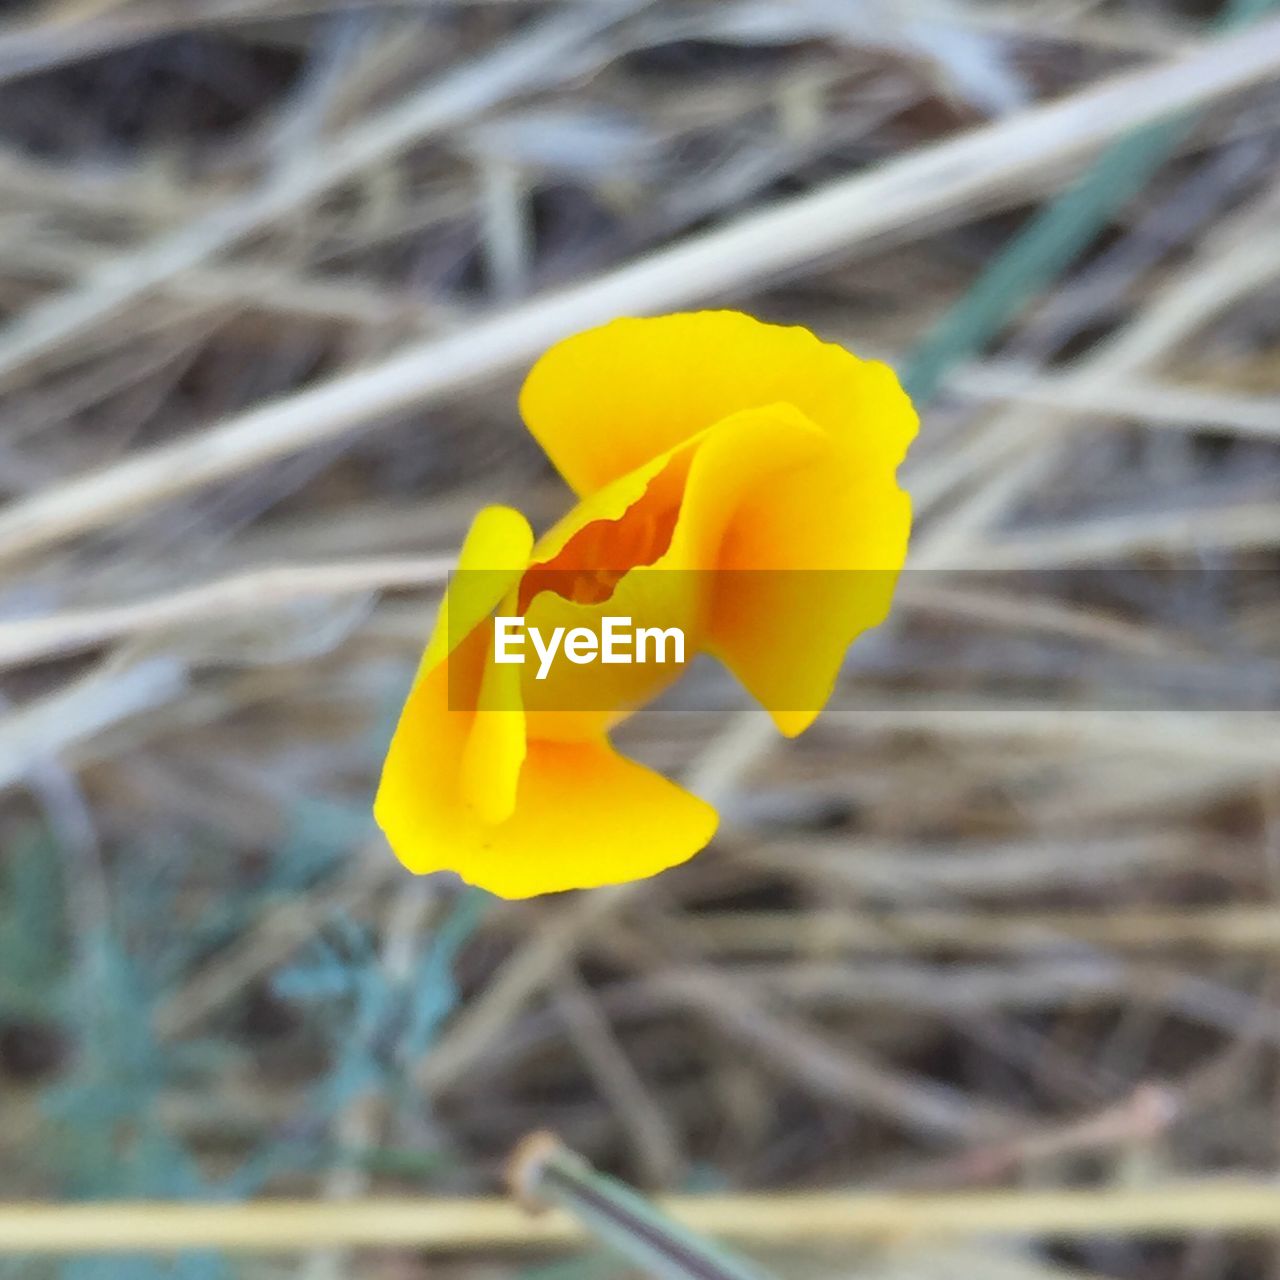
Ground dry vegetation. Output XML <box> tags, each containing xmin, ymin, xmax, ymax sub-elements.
<box><xmin>1</xmin><ymin>2</ymin><xmax>1279</xmax><ymax>1278</ymax></box>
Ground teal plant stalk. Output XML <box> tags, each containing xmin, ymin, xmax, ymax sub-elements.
<box><xmin>900</xmin><ymin>0</ymin><xmax>1280</xmax><ymax>407</ymax></box>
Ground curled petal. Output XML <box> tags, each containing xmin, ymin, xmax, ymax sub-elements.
<box><xmin>375</xmin><ymin>642</ymin><xmax>715</xmax><ymax>896</ymax></box>
<box><xmin>666</xmin><ymin>402</ymin><xmax>911</xmax><ymax>736</ymax></box>
<box><xmin>520</xmin><ymin>310</ymin><xmax>916</xmax><ymax>497</ymax></box>
<box><xmin>703</xmin><ymin>453</ymin><xmax>910</xmax><ymax>737</ymax></box>
<box><xmin>377</xmin><ymin>504</ymin><xmax>532</xmax><ymax>854</ymax></box>
<box><xmin>454</xmin><ymin>736</ymin><xmax>717</xmax><ymax>898</ymax></box>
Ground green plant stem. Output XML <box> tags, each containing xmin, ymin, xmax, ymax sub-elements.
<box><xmin>900</xmin><ymin>0</ymin><xmax>1280</xmax><ymax>406</ymax></box>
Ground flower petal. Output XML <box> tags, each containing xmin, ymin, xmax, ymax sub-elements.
<box><xmin>715</xmin><ymin>467</ymin><xmax>909</xmax><ymax>736</ymax></box>
<box><xmin>519</xmin><ymin>311</ymin><xmax>916</xmax><ymax>496</ymax></box>
<box><xmin>376</xmin><ymin>636</ymin><xmax>716</xmax><ymax>897</ymax></box>
<box><xmin>525</xmin><ymin>425</ymin><xmax>701</xmax><ymax>572</ymax></box>
<box><xmin>460</xmin><ymin>658</ymin><xmax>526</xmax><ymax>826</ymax></box>
<box><xmin>454</xmin><ymin>736</ymin><xmax>718</xmax><ymax>898</ymax></box>
<box><xmin>421</xmin><ymin>503</ymin><xmax>533</xmax><ymax>675</ymax></box>
<box><xmin>667</xmin><ymin>402</ymin><xmax>910</xmax><ymax>736</ymax></box>
<box><xmin>660</xmin><ymin>403</ymin><xmax>829</xmax><ymax>570</ymax></box>
<box><xmin>378</xmin><ymin>504</ymin><xmax>534</xmax><ymax>857</ymax></box>
<box><xmin>375</xmin><ymin>626</ymin><xmax>486</xmax><ymax>873</ymax></box>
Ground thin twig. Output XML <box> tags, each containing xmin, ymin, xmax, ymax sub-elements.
<box><xmin>0</xmin><ymin>555</ymin><xmax>452</xmax><ymax>670</ymax></box>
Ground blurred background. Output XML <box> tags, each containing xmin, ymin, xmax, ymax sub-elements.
<box><xmin>1</xmin><ymin>1</ymin><xmax>1280</xmax><ymax>1278</ymax></box>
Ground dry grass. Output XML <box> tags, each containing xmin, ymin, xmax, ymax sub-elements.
<box><xmin>0</xmin><ymin>3</ymin><xmax>1279</xmax><ymax>1279</ymax></box>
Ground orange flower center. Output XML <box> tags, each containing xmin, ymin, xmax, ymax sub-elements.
<box><xmin>519</xmin><ymin>486</ymin><xmax>679</xmax><ymax>611</ymax></box>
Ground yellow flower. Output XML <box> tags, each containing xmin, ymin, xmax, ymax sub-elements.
<box><xmin>375</xmin><ymin>311</ymin><xmax>916</xmax><ymax>898</ymax></box>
